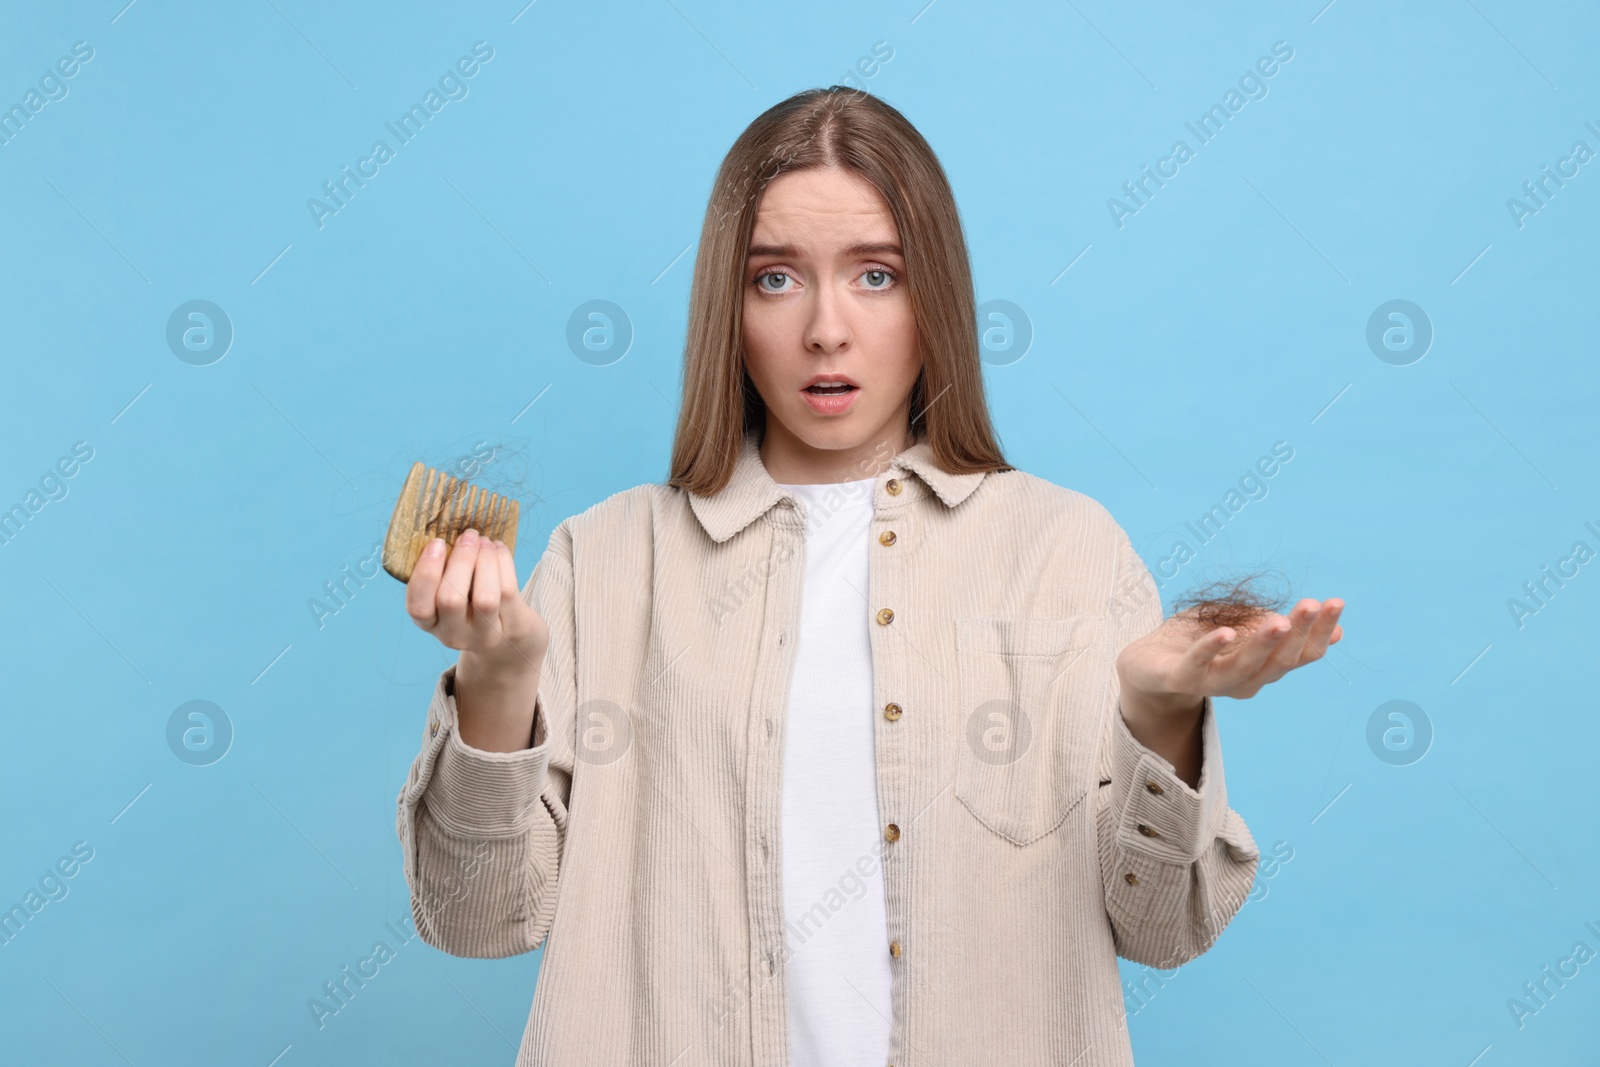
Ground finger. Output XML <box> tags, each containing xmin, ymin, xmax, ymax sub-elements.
<box><xmin>496</xmin><ymin>541</ymin><xmax>521</xmax><ymax>605</ymax></box>
<box><xmin>471</xmin><ymin>536</ymin><xmax>502</xmax><ymax>619</ymax></box>
<box><xmin>1241</xmin><ymin>601</ymin><xmax>1331</xmax><ymax>684</ymax></box>
<box><xmin>1294</xmin><ymin>598</ymin><xmax>1343</xmax><ymax>665</ymax></box>
<box><xmin>1190</xmin><ymin>625</ymin><xmax>1242</xmax><ymax>672</ymax></box>
<box><xmin>1258</xmin><ymin>600</ymin><xmax>1323</xmax><ymax>680</ymax></box>
<box><xmin>436</xmin><ymin>528</ymin><xmax>483</xmax><ymax>625</ymax></box>
<box><xmin>404</xmin><ymin>537</ymin><xmax>449</xmax><ymax>629</ymax></box>
<box><xmin>1218</xmin><ymin>613</ymin><xmax>1293</xmax><ymax>680</ymax></box>
<box><xmin>492</xmin><ymin>540</ymin><xmax>544</xmax><ymax>671</ymax></box>
<box><xmin>1276</xmin><ymin>598</ymin><xmax>1324</xmax><ymax>669</ymax></box>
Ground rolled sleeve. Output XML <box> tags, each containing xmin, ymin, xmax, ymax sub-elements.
<box><xmin>1110</xmin><ymin>694</ymin><xmax>1230</xmax><ymax>865</ymax></box>
<box><xmin>1097</xmin><ymin>525</ymin><xmax>1262</xmax><ymax>967</ymax></box>
<box><xmin>394</xmin><ymin>524</ymin><xmax>577</xmax><ymax>959</ymax></box>
<box><xmin>412</xmin><ymin>662</ymin><xmax>553</xmax><ymax>838</ymax></box>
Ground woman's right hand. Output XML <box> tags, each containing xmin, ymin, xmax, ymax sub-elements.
<box><xmin>405</xmin><ymin>527</ymin><xmax>549</xmax><ymax>751</ymax></box>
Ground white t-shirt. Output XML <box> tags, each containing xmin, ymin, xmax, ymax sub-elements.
<box><xmin>775</xmin><ymin>475</ymin><xmax>893</xmax><ymax>1066</ymax></box>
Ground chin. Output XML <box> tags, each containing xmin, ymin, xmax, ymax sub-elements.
<box><xmin>788</xmin><ymin>425</ymin><xmax>856</xmax><ymax>452</ymax></box>
<box><xmin>779</xmin><ymin>410</ymin><xmax>890</xmax><ymax>453</ymax></box>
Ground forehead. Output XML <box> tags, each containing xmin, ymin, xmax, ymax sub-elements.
<box><xmin>749</xmin><ymin>167</ymin><xmax>899</xmax><ymax>246</ymax></box>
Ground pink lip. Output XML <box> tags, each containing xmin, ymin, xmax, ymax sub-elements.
<box><xmin>800</xmin><ymin>379</ymin><xmax>864</xmax><ymax>415</ymax></box>
<box><xmin>801</xmin><ymin>385</ymin><xmax>859</xmax><ymax>415</ymax></box>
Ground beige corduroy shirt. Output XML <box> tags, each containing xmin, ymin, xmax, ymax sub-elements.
<box><xmin>395</xmin><ymin>427</ymin><xmax>1261</xmax><ymax>1066</ymax></box>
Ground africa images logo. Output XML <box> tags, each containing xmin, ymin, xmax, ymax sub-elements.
<box><xmin>306</xmin><ymin>41</ymin><xmax>495</xmax><ymax>229</ymax></box>
<box><xmin>1106</xmin><ymin>40</ymin><xmax>1295</xmax><ymax>229</ymax></box>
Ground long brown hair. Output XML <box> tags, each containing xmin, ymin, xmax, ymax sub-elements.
<box><xmin>663</xmin><ymin>87</ymin><xmax>1294</xmax><ymax>641</ymax></box>
<box><xmin>667</xmin><ymin>86</ymin><xmax>1013</xmax><ymax>496</ymax></box>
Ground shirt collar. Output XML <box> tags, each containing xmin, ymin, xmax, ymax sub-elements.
<box><xmin>687</xmin><ymin>427</ymin><xmax>989</xmax><ymax>543</ymax></box>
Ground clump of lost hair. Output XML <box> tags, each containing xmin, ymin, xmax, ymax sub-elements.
<box><xmin>1170</xmin><ymin>570</ymin><xmax>1291</xmax><ymax>636</ymax></box>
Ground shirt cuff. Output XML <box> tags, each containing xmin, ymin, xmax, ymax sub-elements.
<box><xmin>1110</xmin><ymin>694</ymin><xmax>1230</xmax><ymax>865</ymax></box>
<box><xmin>406</xmin><ymin>662</ymin><xmax>552</xmax><ymax>837</ymax></box>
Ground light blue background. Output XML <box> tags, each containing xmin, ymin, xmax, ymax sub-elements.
<box><xmin>2</xmin><ymin>1</ymin><xmax>1597</xmax><ymax>1064</ymax></box>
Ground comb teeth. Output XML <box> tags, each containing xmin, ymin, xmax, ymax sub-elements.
<box><xmin>382</xmin><ymin>461</ymin><xmax>520</xmax><ymax>582</ymax></box>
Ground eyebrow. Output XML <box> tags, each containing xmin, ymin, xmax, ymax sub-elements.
<box><xmin>745</xmin><ymin>241</ymin><xmax>904</xmax><ymax>259</ymax></box>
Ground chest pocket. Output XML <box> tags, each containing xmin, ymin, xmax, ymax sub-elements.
<box><xmin>953</xmin><ymin>615</ymin><xmax>1110</xmax><ymax>846</ymax></box>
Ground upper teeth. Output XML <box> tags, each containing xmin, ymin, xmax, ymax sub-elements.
<box><xmin>812</xmin><ymin>382</ymin><xmax>849</xmax><ymax>391</ymax></box>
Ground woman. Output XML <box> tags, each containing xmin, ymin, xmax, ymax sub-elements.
<box><xmin>397</xmin><ymin>87</ymin><xmax>1343</xmax><ymax>1066</ymax></box>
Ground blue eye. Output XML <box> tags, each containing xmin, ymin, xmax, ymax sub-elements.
<box><xmin>751</xmin><ymin>266</ymin><xmax>900</xmax><ymax>294</ymax></box>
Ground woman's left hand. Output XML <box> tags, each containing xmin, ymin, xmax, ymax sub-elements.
<box><xmin>1116</xmin><ymin>597</ymin><xmax>1346</xmax><ymax>717</ymax></box>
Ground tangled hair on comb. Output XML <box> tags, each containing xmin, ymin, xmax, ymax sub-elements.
<box><xmin>1169</xmin><ymin>570</ymin><xmax>1291</xmax><ymax>635</ymax></box>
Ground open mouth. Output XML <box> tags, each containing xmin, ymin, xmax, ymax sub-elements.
<box><xmin>803</xmin><ymin>382</ymin><xmax>858</xmax><ymax>395</ymax></box>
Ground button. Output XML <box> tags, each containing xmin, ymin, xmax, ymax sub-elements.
<box><xmin>765</xmin><ymin>718</ymin><xmax>774</xmax><ymax>739</ymax></box>
<box><xmin>764</xmin><ymin>953</ymin><xmax>774</xmax><ymax>976</ymax></box>
<box><xmin>429</xmin><ymin>720</ymin><xmax>439</xmax><ymax>737</ymax></box>
<box><xmin>1137</xmin><ymin>824</ymin><xmax>1160</xmax><ymax>838</ymax></box>
<box><xmin>879</xmin><ymin>530</ymin><xmax>897</xmax><ymax>546</ymax></box>
<box><xmin>778</xmin><ymin>631</ymin><xmax>787</xmax><ymax>646</ymax></box>
<box><xmin>876</xmin><ymin>607</ymin><xmax>895</xmax><ymax>625</ymax></box>
<box><xmin>884</xmin><ymin>702</ymin><xmax>903</xmax><ymax>721</ymax></box>
<box><xmin>884</xmin><ymin>823</ymin><xmax>900</xmax><ymax>842</ymax></box>
<box><xmin>1145</xmin><ymin>779</ymin><xmax>1164</xmax><ymax>795</ymax></box>
<box><xmin>1124</xmin><ymin>872</ymin><xmax>1139</xmax><ymax>886</ymax></box>
<box><xmin>886</xmin><ymin>478</ymin><xmax>902</xmax><ymax>495</ymax></box>
<box><xmin>888</xmin><ymin>939</ymin><xmax>902</xmax><ymax>958</ymax></box>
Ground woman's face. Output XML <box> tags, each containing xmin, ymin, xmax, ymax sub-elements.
<box><xmin>742</xmin><ymin>166</ymin><xmax>921</xmax><ymax>472</ymax></box>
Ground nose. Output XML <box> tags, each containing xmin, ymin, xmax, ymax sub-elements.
<box><xmin>803</xmin><ymin>280</ymin><xmax>850</xmax><ymax>354</ymax></box>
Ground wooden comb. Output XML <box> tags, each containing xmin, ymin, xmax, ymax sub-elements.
<box><xmin>382</xmin><ymin>461</ymin><xmax>520</xmax><ymax>582</ymax></box>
